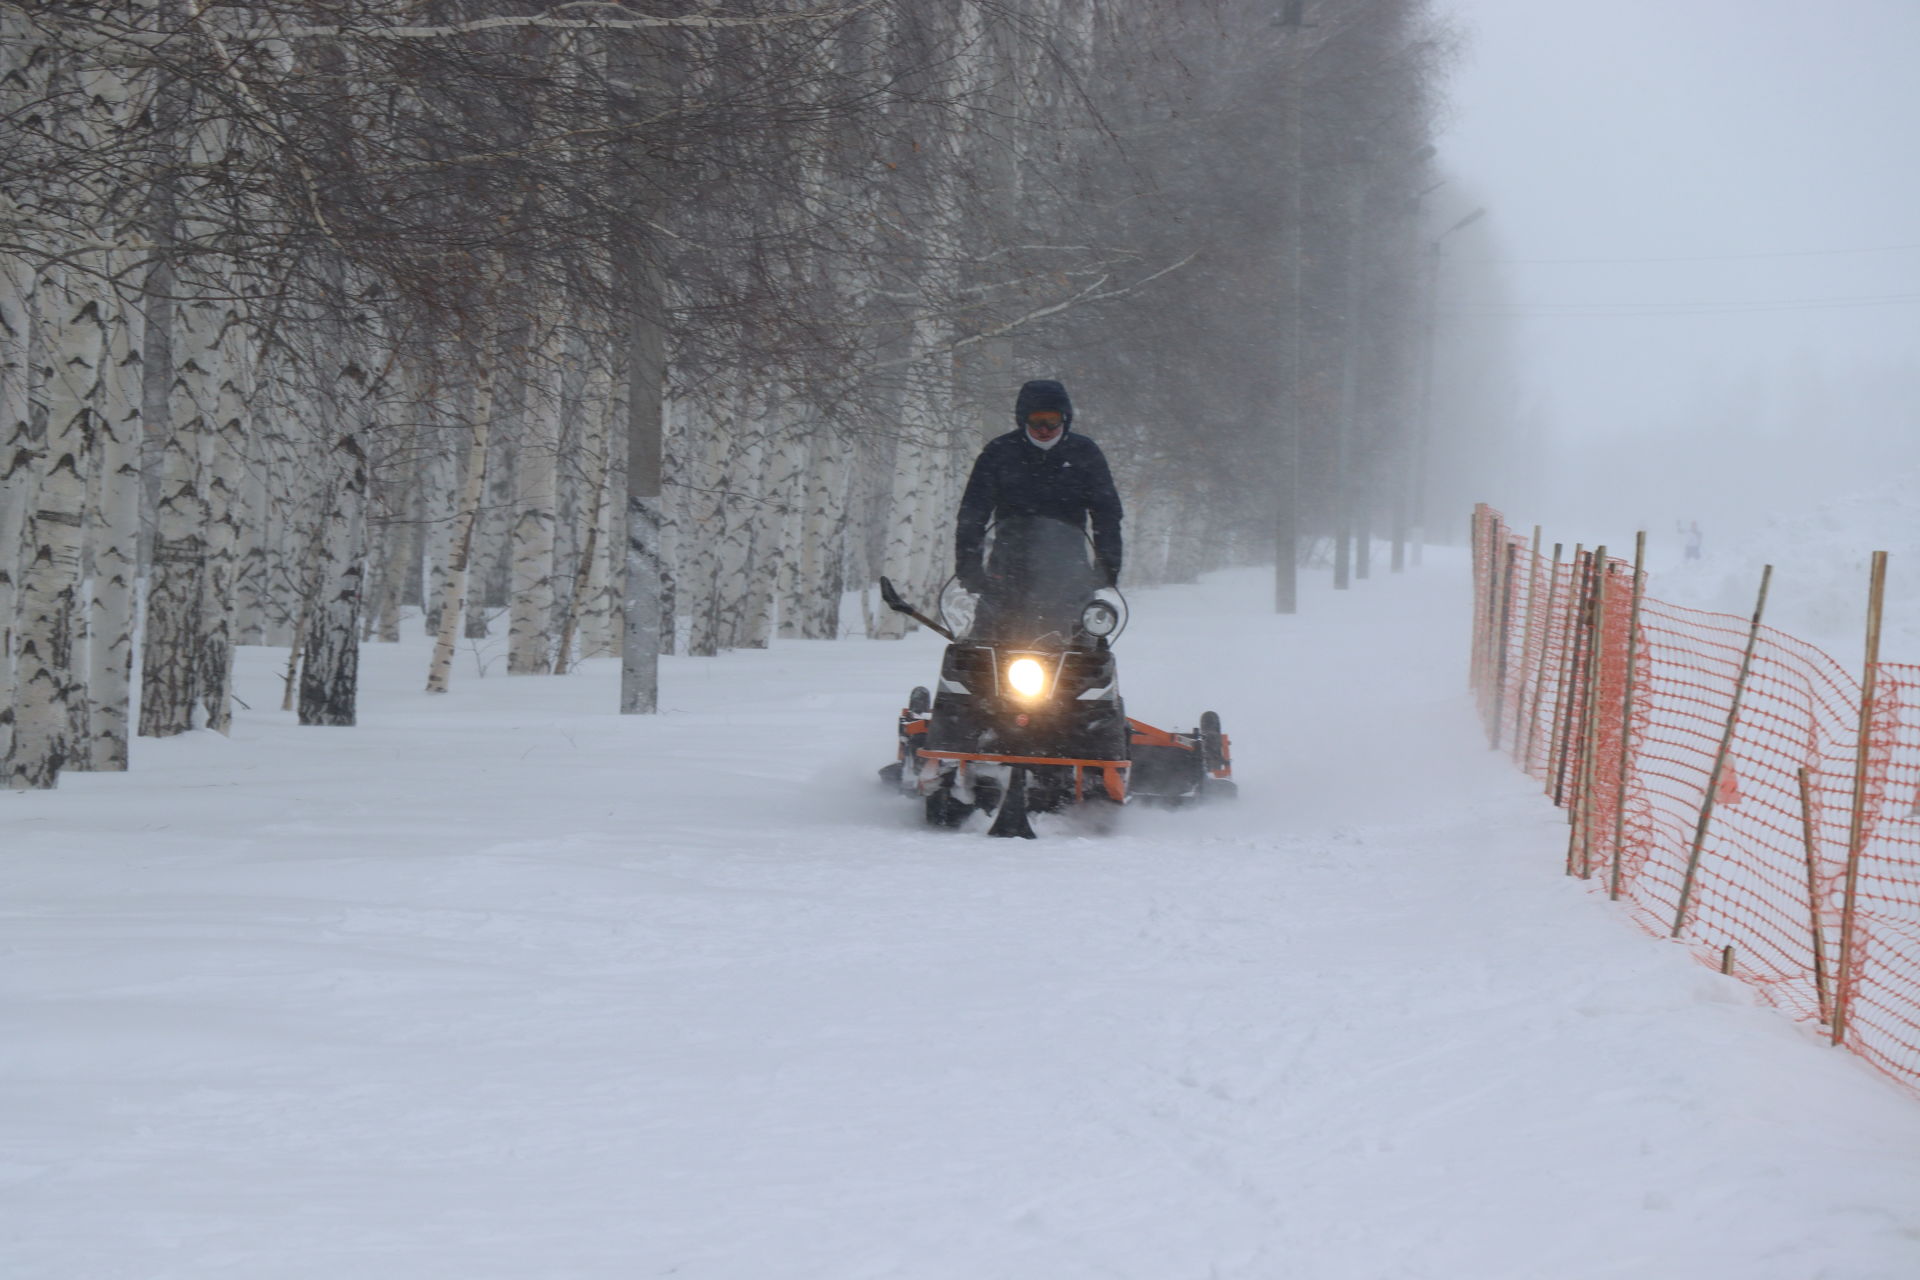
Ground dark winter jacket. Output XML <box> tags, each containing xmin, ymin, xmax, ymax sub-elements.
<box><xmin>954</xmin><ymin>382</ymin><xmax>1123</xmax><ymax>589</ymax></box>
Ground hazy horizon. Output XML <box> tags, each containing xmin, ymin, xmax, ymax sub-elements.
<box><xmin>1436</xmin><ymin>0</ymin><xmax>1920</xmax><ymax>553</ymax></box>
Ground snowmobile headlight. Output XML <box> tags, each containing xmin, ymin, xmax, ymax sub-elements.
<box><xmin>1081</xmin><ymin>599</ymin><xmax>1120</xmax><ymax>638</ymax></box>
<box><xmin>1006</xmin><ymin>656</ymin><xmax>1049</xmax><ymax>699</ymax></box>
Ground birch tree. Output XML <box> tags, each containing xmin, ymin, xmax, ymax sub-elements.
<box><xmin>0</xmin><ymin>0</ymin><xmax>1457</xmax><ymax>767</ymax></box>
<box><xmin>299</xmin><ymin>432</ymin><xmax>366</xmax><ymax>725</ymax></box>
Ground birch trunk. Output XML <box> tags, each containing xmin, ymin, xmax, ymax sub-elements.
<box><xmin>789</xmin><ymin>430</ymin><xmax>849</xmax><ymax>640</ymax></box>
<box><xmin>269</xmin><ymin>344</ymin><xmax>330</xmax><ymax>651</ymax></box>
<box><xmin>8</xmin><ymin>256</ymin><xmax>105</xmax><ymax>788</ymax></box>
<box><xmin>299</xmin><ymin>435</ymin><xmax>367</xmax><ymax>726</ymax></box>
<box><xmin>507</xmin><ymin>323</ymin><xmax>560</xmax><ymax>674</ymax></box>
<box><xmin>373</xmin><ymin>433</ymin><xmax>422</xmax><ymax>645</ymax></box>
<box><xmin>681</xmin><ymin>397</ymin><xmax>731</xmax><ymax>658</ymax></box>
<box><xmin>419</xmin><ymin>374</ymin><xmax>462</xmax><ymax>640</ymax></box>
<box><xmin>141</xmin><ymin>91</ymin><xmax>237</xmax><ymax>738</ymax></box>
<box><xmin>426</xmin><ymin>356</ymin><xmax>496</xmax><ymax>694</ymax></box>
<box><xmin>0</xmin><ymin>4</ymin><xmax>48</xmax><ymax>764</ymax></box>
<box><xmin>0</xmin><ymin>246</ymin><xmax>35</xmax><ymax>764</ymax></box>
<box><xmin>871</xmin><ymin>426</ymin><xmax>927</xmax><ymax>641</ymax></box>
<box><xmin>198</xmin><ymin>304</ymin><xmax>251</xmax><ymax>735</ymax></box>
<box><xmin>654</xmin><ymin>388</ymin><xmax>681</xmax><ymax>657</ymax></box>
<box><xmin>547</xmin><ymin>328</ymin><xmax>593</xmax><ymax>648</ymax></box>
<box><xmin>557</xmin><ymin>359</ymin><xmax>615</xmax><ymax>672</ymax></box>
<box><xmin>82</xmin><ymin>258</ymin><xmax>143</xmax><ymax>770</ymax></box>
<box><xmin>767</xmin><ymin>404</ymin><xmax>811</xmax><ymax>642</ymax></box>
<box><xmin>466</xmin><ymin>342</ymin><xmax>521</xmax><ymax>639</ymax></box>
<box><xmin>235</xmin><ymin>345</ymin><xmax>296</xmax><ymax>646</ymax></box>
<box><xmin>230</xmin><ymin>423</ymin><xmax>272</xmax><ymax>645</ymax></box>
<box><xmin>140</xmin><ymin>279</ymin><xmax>217</xmax><ymax>738</ymax></box>
<box><xmin>619</xmin><ymin>255</ymin><xmax>667</xmax><ymax>712</ymax></box>
<box><xmin>719</xmin><ymin>398</ymin><xmax>769</xmax><ymax>650</ymax></box>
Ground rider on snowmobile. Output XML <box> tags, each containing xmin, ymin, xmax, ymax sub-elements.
<box><xmin>953</xmin><ymin>380</ymin><xmax>1123</xmax><ymax>640</ymax></box>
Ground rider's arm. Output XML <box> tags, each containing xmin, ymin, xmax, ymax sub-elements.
<box><xmin>954</xmin><ymin>447</ymin><xmax>997</xmax><ymax>587</ymax></box>
<box><xmin>1082</xmin><ymin>444</ymin><xmax>1124</xmax><ymax>585</ymax></box>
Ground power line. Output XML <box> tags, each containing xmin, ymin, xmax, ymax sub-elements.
<box><xmin>1471</xmin><ymin>241</ymin><xmax>1920</xmax><ymax>267</ymax></box>
<box><xmin>1457</xmin><ymin>289</ymin><xmax>1920</xmax><ymax>319</ymax></box>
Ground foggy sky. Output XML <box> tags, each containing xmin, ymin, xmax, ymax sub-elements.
<box><xmin>1437</xmin><ymin>0</ymin><xmax>1920</xmax><ymax>537</ymax></box>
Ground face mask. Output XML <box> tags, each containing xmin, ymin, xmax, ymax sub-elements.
<box><xmin>1025</xmin><ymin>425</ymin><xmax>1063</xmax><ymax>450</ymax></box>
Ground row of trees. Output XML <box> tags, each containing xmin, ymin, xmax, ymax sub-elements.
<box><xmin>1</xmin><ymin>0</ymin><xmax>1459</xmax><ymax>790</ymax></box>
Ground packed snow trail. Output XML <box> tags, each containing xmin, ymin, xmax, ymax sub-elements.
<box><xmin>5</xmin><ymin>556</ymin><xmax>1920</xmax><ymax>1279</ymax></box>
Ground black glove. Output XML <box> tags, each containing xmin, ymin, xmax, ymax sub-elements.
<box><xmin>1098</xmin><ymin>560</ymin><xmax>1120</xmax><ymax>589</ymax></box>
<box><xmin>958</xmin><ymin>564</ymin><xmax>988</xmax><ymax>595</ymax></box>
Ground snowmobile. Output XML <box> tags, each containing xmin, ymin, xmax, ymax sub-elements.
<box><xmin>877</xmin><ymin>515</ymin><xmax>1234</xmax><ymax>837</ymax></box>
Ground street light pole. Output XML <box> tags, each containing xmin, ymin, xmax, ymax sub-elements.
<box><xmin>1411</xmin><ymin>206</ymin><xmax>1484</xmax><ymax>568</ymax></box>
<box><xmin>1273</xmin><ymin>1</ymin><xmax>1309</xmax><ymax>614</ymax></box>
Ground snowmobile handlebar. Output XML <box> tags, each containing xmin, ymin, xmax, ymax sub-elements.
<box><xmin>878</xmin><ymin>576</ymin><xmax>956</xmax><ymax>640</ymax></box>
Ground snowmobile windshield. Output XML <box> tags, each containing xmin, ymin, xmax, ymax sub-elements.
<box><xmin>969</xmin><ymin>514</ymin><xmax>1108</xmax><ymax>647</ymax></box>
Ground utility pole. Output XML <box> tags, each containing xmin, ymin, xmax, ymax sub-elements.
<box><xmin>1333</xmin><ymin>161</ymin><xmax>1364</xmax><ymax>592</ymax></box>
<box><xmin>1273</xmin><ymin>0</ymin><xmax>1310</xmax><ymax>614</ymax></box>
<box><xmin>1412</xmin><ymin>206</ymin><xmax>1485</xmax><ymax>568</ymax></box>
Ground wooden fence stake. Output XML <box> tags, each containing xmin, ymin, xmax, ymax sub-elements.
<box><xmin>1551</xmin><ymin>545</ymin><xmax>1589</xmax><ymax>810</ymax></box>
<box><xmin>1608</xmin><ymin>531</ymin><xmax>1648</xmax><ymax>901</ymax></box>
<box><xmin>1512</xmin><ymin>526</ymin><xmax>1544</xmax><ymax>763</ymax></box>
<box><xmin>1832</xmin><ymin>550</ymin><xmax>1888</xmax><ymax>1047</ymax></box>
<box><xmin>1570</xmin><ymin>546</ymin><xmax>1608</xmax><ymax>878</ymax></box>
<box><xmin>1490</xmin><ymin>539</ymin><xmax>1519</xmax><ymax>750</ymax></box>
<box><xmin>1720</xmin><ymin>945</ymin><xmax>1736</xmax><ymax>976</ymax></box>
<box><xmin>1797</xmin><ymin>765</ymin><xmax>1834</xmax><ymax>1026</ymax></box>
<box><xmin>1671</xmin><ymin>564</ymin><xmax>1773</xmax><ymax>937</ymax></box>
<box><xmin>1471</xmin><ymin>506</ymin><xmax>1497</xmax><ymax>708</ymax></box>
<box><xmin>1482</xmin><ymin>518</ymin><xmax>1512</xmax><ymax>736</ymax></box>
<box><xmin>1469</xmin><ymin>507</ymin><xmax>1487</xmax><ymax>697</ymax></box>
<box><xmin>1522</xmin><ymin>542</ymin><xmax>1564</xmax><ymax>775</ymax></box>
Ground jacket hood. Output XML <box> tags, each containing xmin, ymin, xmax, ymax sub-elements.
<box><xmin>1013</xmin><ymin>379</ymin><xmax>1073</xmax><ymax>431</ymax></box>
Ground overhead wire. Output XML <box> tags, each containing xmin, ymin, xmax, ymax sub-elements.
<box><xmin>1460</xmin><ymin>289</ymin><xmax>1920</xmax><ymax>319</ymax></box>
<box><xmin>1470</xmin><ymin>241</ymin><xmax>1920</xmax><ymax>266</ymax></box>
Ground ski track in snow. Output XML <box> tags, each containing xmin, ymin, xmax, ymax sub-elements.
<box><xmin>5</xmin><ymin>555</ymin><xmax>1920</xmax><ymax>1279</ymax></box>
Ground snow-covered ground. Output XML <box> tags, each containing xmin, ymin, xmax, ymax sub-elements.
<box><xmin>6</xmin><ymin>554</ymin><xmax>1920</xmax><ymax>1279</ymax></box>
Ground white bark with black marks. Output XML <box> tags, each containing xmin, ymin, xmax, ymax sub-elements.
<box><xmin>418</xmin><ymin>371</ymin><xmax>462</xmax><ymax>641</ymax></box>
<box><xmin>139</xmin><ymin>278</ymin><xmax>218</xmax><ymax>739</ymax></box>
<box><xmin>0</xmin><ymin>244</ymin><xmax>36</xmax><ymax>766</ymax></box>
<box><xmin>508</xmin><ymin>321</ymin><xmax>560</xmax><ymax>675</ymax></box>
<box><xmin>426</xmin><ymin>352</ymin><xmax>495</xmax><ymax>695</ymax></box>
<box><xmin>81</xmin><ymin>255</ymin><xmax>142</xmax><ymax>770</ymax></box>
<box><xmin>198</xmin><ymin>303</ymin><xmax>252</xmax><ymax>736</ymax></box>
<box><xmin>557</xmin><ymin>357</ymin><xmax>615</xmax><ymax>672</ymax></box>
<box><xmin>299</xmin><ymin>434</ymin><xmax>367</xmax><ymax>726</ymax></box>
<box><xmin>6</xmin><ymin>262</ymin><xmax>98</xmax><ymax>789</ymax></box>
<box><xmin>681</xmin><ymin>397</ymin><xmax>730</xmax><ymax>658</ymax></box>
<box><xmin>787</xmin><ymin>429</ymin><xmax>849</xmax><ymax>640</ymax></box>
<box><xmin>718</xmin><ymin>397</ymin><xmax>769</xmax><ymax>650</ymax></box>
<box><xmin>871</xmin><ymin>424</ymin><xmax>927</xmax><ymax>642</ymax></box>
<box><xmin>770</xmin><ymin>414</ymin><xmax>812</xmax><ymax>640</ymax></box>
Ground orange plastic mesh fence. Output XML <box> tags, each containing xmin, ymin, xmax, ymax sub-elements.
<box><xmin>1852</xmin><ymin>662</ymin><xmax>1920</xmax><ymax>1086</ymax></box>
<box><xmin>1471</xmin><ymin>506</ymin><xmax>1920</xmax><ymax>1097</ymax></box>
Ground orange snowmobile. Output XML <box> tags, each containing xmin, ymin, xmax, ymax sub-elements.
<box><xmin>877</xmin><ymin>515</ymin><xmax>1234</xmax><ymax>837</ymax></box>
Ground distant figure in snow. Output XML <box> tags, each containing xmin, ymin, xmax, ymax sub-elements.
<box><xmin>1679</xmin><ymin>520</ymin><xmax>1704</xmax><ymax>561</ymax></box>
<box><xmin>954</xmin><ymin>379</ymin><xmax>1123</xmax><ymax>639</ymax></box>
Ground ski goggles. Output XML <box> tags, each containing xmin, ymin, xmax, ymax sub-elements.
<box><xmin>1024</xmin><ymin>411</ymin><xmax>1065</xmax><ymax>431</ymax></box>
